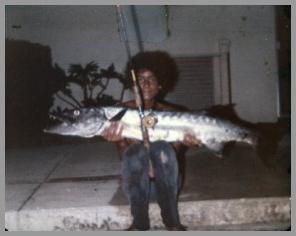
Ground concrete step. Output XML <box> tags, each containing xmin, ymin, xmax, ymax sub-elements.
<box><xmin>5</xmin><ymin>196</ymin><xmax>290</xmax><ymax>231</ymax></box>
<box><xmin>5</xmin><ymin>142</ymin><xmax>291</xmax><ymax>231</ymax></box>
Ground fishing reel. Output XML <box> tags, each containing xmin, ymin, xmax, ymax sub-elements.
<box><xmin>143</xmin><ymin>113</ymin><xmax>157</xmax><ymax>129</ymax></box>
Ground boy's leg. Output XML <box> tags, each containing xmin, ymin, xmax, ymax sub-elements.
<box><xmin>149</xmin><ymin>141</ymin><xmax>183</xmax><ymax>228</ymax></box>
<box><xmin>121</xmin><ymin>143</ymin><xmax>151</xmax><ymax>230</ymax></box>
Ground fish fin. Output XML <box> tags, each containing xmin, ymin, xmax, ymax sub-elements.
<box><xmin>204</xmin><ymin>140</ymin><xmax>224</xmax><ymax>158</ymax></box>
<box><xmin>213</xmin><ymin>151</ymin><xmax>224</xmax><ymax>159</ymax></box>
<box><xmin>108</xmin><ymin>108</ymin><xmax>127</xmax><ymax>121</ymax></box>
<box><xmin>192</xmin><ymin>110</ymin><xmax>210</xmax><ymax>116</ymax></box>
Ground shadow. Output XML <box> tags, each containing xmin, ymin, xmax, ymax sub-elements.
<box><xmin>5</xmin><ymin>39</ymin><xmax>64</xmax><ymax>149</ymax></box>
<box><xmin>5</xmin><ymin>39</ymin><xmax>128</xmax><ymax>149</ymax></box>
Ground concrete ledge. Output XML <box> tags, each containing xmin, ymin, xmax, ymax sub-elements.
<box><xmin>177</xmin><ymin>197</ymin><xmax>290</xmax><ymax>228</ymax></box>
<box><xmin>5</xmin><ymin>196</ymin><xmax>291</xmax><ymax>231</ymax></box>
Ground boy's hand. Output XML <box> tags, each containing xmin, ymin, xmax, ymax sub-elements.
<box><xmin>101</xmin><ymin>122</ymin><xmax>124</xmax><ymax>142</ymax></box>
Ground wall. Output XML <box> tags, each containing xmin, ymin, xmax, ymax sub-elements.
<box><xmin>5</xmin><ymin>5</ymin><xmax>279</xmax><ymax>122</ymax></box>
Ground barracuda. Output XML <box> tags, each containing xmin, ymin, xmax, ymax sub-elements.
<box><xmin>44</xmin><ymin>106</ymin><xmax>258</xmax><ymax>155</ymax></box>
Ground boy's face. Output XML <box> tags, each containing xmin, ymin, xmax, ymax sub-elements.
<box><xmin>137</xmin><ymin>69</ymin><xmax>161</xmax><ymax>101</ymax></box>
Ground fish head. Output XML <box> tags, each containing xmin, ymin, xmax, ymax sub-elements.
<box><xmin>43</xmin><ymin>107</ymin><xmax>107</xmax><ymax>138</ymax></box>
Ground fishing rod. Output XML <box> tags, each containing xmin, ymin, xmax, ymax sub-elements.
<box><xmin>115</xmin><ymin>5</ymin><xmax>152</xmax><ymax>149</ymax></box>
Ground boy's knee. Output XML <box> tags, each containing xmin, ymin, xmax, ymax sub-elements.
<box><xmin>160</xmin><ymin>150</ymin><xmax>169</xmax><ymax>164</ymax></box>
<box><xmin>150</xmin><ymin>141</ymin><xmax>176</xmax><ymax>162</ymax></box>
<box><xmin>123</xmin><ymin>143</ymin><xmax>147</xmax><ymax>161</ymax></box>
<box><xmin>122</xmin><ymin>143</ymin><xmax>149</xmax><ymax>172</ymax></box>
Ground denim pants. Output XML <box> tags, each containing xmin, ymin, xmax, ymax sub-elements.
<box><xmin>121</xmin><ymin>140</ymin><xmax>182</xmax><ymax>230</ymax></box>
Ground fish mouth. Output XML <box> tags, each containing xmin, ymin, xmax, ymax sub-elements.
<box><xmin>43</xmin><ymin>113</ymin><xmax>105</xmax><ymax>138</ymax></box>
<box><xmin>50</xmin><ymin>112</ymin><xmax>78</xmax><ymax>123</ymax></box>
<box><xmin>43</xmin><ymin>113</ymin><xmax>72</xmax><ymax>134</ymax></box>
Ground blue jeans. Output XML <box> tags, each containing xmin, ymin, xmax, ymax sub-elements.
<box><xmin>121</xmin><ymin>140</ymin><xmax>182</xmax><ymax>230</ymax></box>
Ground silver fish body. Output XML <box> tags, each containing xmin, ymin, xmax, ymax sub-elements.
<box><xmin>44</xmin><ymin>106</ymin><xmax>258</xmax><ymax>154</ymax></box>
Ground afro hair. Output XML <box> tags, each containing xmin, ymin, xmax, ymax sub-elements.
<box><xmin>124</xmin><ymin>51</ymin><xmax>179</xmax><ymax>100</ymax></box>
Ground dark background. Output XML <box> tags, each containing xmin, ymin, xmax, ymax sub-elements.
<box><xmin>5</xmin><ymin>6</ymin><xmax>290</xmax><ymax>150</ymax></box>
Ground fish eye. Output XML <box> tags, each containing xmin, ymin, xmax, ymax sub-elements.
<box><xmin>73</xmin><ymin>110</ymin><xmax>80</xmax><ymax>116</ymax></box>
